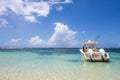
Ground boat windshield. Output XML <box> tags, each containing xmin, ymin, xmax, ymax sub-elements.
<box><xmin>83</xmin><ymin>41</ymin><xmax>98</xmax><ymax>52</ymax></box>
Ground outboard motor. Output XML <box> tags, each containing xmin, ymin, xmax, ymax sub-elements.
<box><xmin>99</xmin><ymin>49</ymin><xmax>109</xmax><ymax>61</ymax></box>
<box><xmin>88</xmin><ymin>49</ymin><xmax>94</xmax><ymax>61</ymax></box>
<box><xmin>99</xmin><ymin>49</ymin><xmax>105</xmax><ymax>55</ymax></box>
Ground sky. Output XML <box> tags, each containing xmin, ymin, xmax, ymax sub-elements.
<box><xmin>0</xmin><ymin>0</ymin><xmax>120</xmax><ymax>48</ymax></box>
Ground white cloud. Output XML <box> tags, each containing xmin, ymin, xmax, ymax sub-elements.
<box><xmin>0</xmin><ymin>0</ymin><xmax>72</xmax><ymax>23</ymax></box>
<box><xmin>25</xmin><ymin>16</ymin><xmax>37</xmax><ymax>23</ymax></box>
<box><xmin>5</xmin><ymin>38</ymin><xmax>22</xmax><ymax>46</ymax></box>
<box><xmin>0</xmin><ymin>0</ymin><xmax>50</xmax><ymax>16</ymax></box>
<box><xmin>0</xmin><ymin>18</ymin><xmax>8</xmax><ymax>25</ymax></box>
<box><xmin>48</xmin><ymin>22</ymin><xmax>78</xmax><ymax>47</ymax></box>
<box><xmin>56</xmin><ymin>6</ymin><xmax>63</xmax><ymax>11</ymax></box>
<box><xmin>0</xmin><ymin>0</ymin><xmax>7</xmax><ymax>15</ymax></box>
<box><xmin>28</xmin><ymin>36</ymin><xmax>46</xmax><ymax>47</ymax></box>
<box><xmin>23</xmin><ymin>1</ymin><xmax>50</xmax><ymax>17</ymax></box>
<box><xmin>28</xmin><ymin>22</ymin><xmax>79</xmax><ymax>47</ymax></box>
<box><xmin>64</xmin><ymin>0</ymin><xmax>73</xmax><ymax>3</ymax></box>
<box><xmin>48</xmin><ymin>0</ymin><xmax>72</xmax><ymax>4</ymax></box>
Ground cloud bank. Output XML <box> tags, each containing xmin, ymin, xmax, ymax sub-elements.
<box><xmin>0</xmin><ymin>0</ymin><xmax>72</xmax><ymax>23</ymax></box>
<box><xmin>4</xmin><ymin>38</ymin><xmax>22</xmax><ymax>47</ymax></box>
<box><xmin>28</xmin><ymin>22</ymin><xmax>79</xmax><ymax>47</ymax></box>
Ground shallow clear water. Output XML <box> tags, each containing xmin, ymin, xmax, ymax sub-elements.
<box><xmin>0</xmin><ymin>48</ymin><xmax>120</xmax><ymax>80</ymax></box>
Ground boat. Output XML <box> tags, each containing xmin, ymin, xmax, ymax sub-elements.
<box><xmin>79</xmin><ymin>40</ymin><xmax>109</xmax><ymax>62</ymax></box>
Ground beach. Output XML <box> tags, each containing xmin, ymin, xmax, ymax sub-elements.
<box><xmin>0</xmin><ymin>48</ymin><xmax>120</xmax><ymax>80</ymax></box>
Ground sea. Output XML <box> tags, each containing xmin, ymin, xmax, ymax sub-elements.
<box><xmin>0</xmin><ymin>48</ymin><xmax>120</xmax><ymax>80</ymax></box>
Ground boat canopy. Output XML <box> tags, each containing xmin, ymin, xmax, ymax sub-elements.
<box><xmin>84</xmin><ymin>42</ymin><xmax>98</xmax><ymax>45</ymax></box>
<box><xmin>83</xmin><ymin>41</ymin><xmax>98</xmax><ymax>49</ymax></box>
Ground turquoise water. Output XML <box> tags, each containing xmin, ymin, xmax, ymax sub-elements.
<box><xmin>0</xmin><ymin>48</ymin><xmax>120</xmax><ymax>80</ymax></box>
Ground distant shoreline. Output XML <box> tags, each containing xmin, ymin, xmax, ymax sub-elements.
<box><xmin>0</xmin><ymin>48</ymin><xmax>120</xmax><ymax>52</ymax></box>
<box><xmin>0</xmin><ymin>47</ymin><xmax>120</xmax><ymax>49</ymax></box>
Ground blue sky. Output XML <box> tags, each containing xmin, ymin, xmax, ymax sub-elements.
<box><xmin>0</xmin><ymin>0</ymin><xmax>120</xmax><ymax>48</ymax></box>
